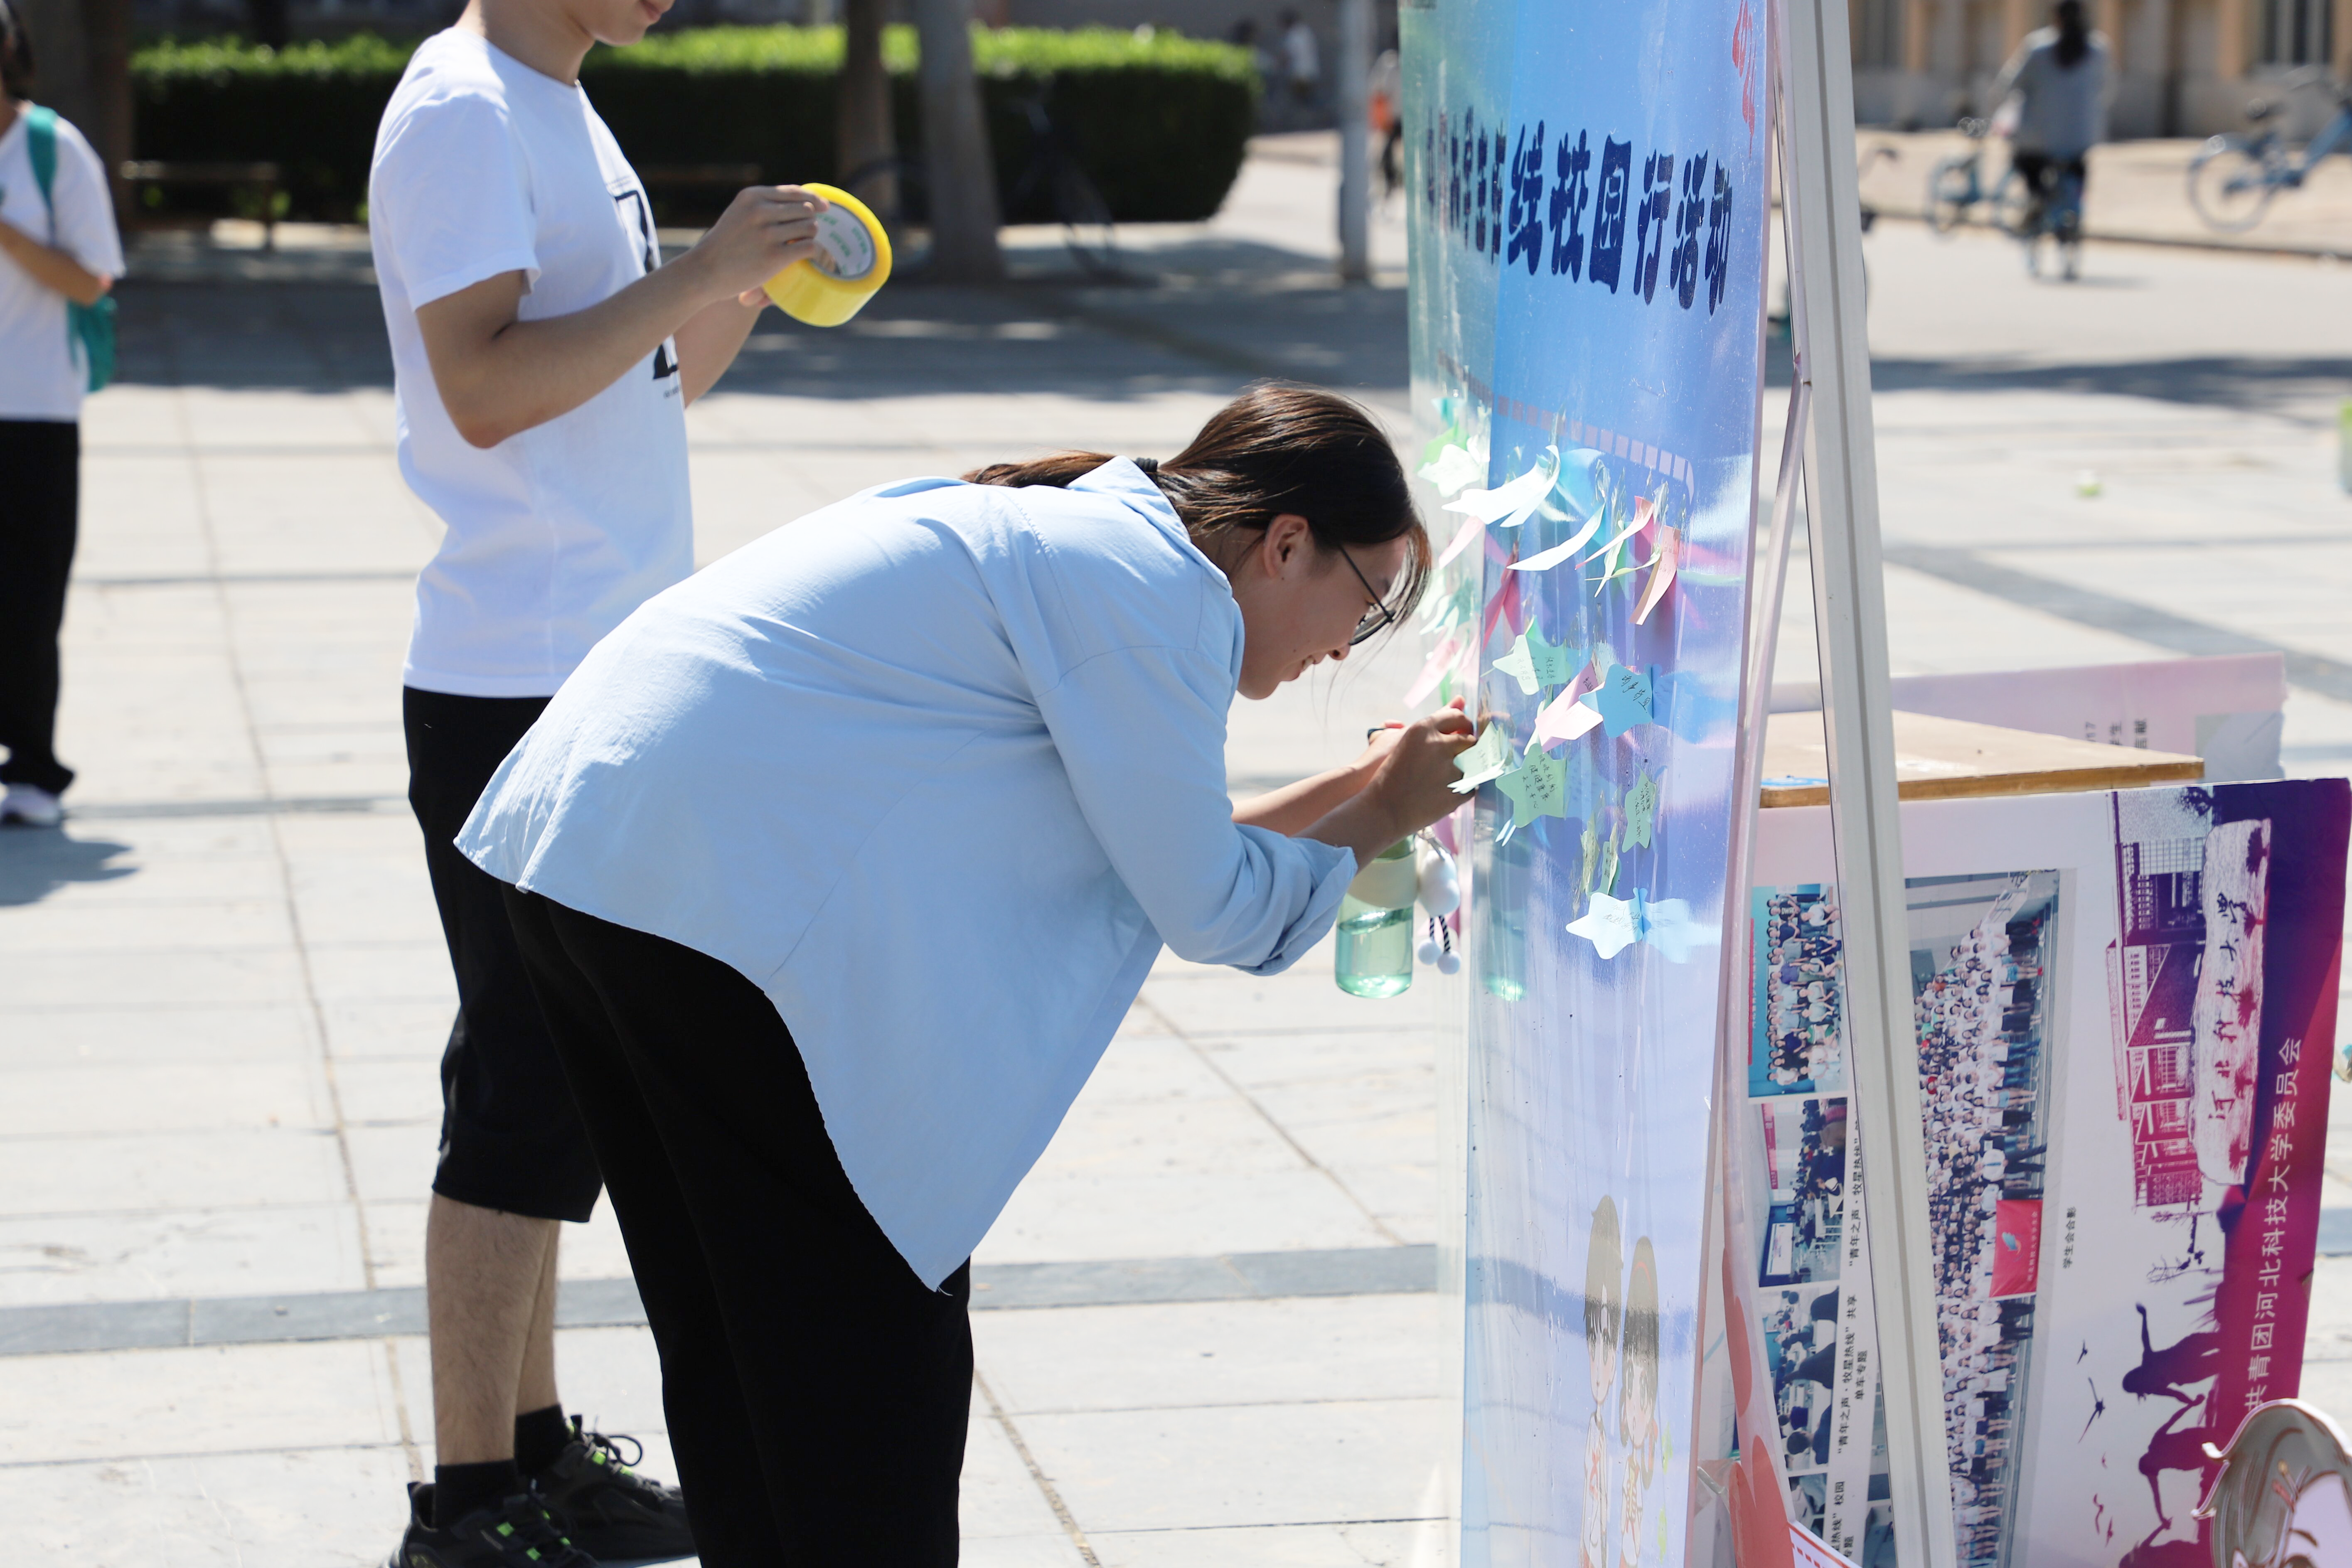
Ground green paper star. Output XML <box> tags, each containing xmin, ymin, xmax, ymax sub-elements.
<box><xmin>1491</xmin><ymin>623</ymin><xmax>1581</xmax><ymax>695</ymax></box>
<box><xmin>1624</xmin><ymin>767</ymin><xmax>1661</xmax><ymax>849</ymax></box>
<box><xmin>1495</xmin><ymin>737</ymin><xmax>1569</xmax><ymax>824</ymax></box>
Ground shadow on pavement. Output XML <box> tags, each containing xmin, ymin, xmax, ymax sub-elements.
<box><xmin>0</xmin><ymin>829</ymin><xmax>138</xmax><ymax>907</ymax></box>
<box><xmin>111</xmin><ymin>229</ymin><xmax>1410</xmax><ymax>401</ymax></box>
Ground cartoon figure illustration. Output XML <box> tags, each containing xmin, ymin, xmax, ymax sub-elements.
<box><xmin>1618</xmin><ymin>1237</ymin><xmax>1661</xmax><ymax>1568</ymax></box>
<box><xmin>1582</xmin><ymin>1196</ymin><xmax>1624</xmax><ymax>1568</ymax></box>
<box><xmin>2196</xmin><ymin>1398</ymin><xmax>2352</xmax><ymax>1568</ymax></box>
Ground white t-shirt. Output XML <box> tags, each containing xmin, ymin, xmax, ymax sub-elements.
<box><xmin>0</xmin><ymin>108</ymin><xmax>125</xmax><ymax>422</ymax></box>
<box><xmin>369</xmin><ymin>29</ymin><xmax>691</xmax><ymax>698</ymax></box>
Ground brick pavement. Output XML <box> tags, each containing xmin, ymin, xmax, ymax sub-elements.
<box><xmin>2</xmin><ymin>135</ymin><xmax>2350</xmax><ymax>1565</ymax></box>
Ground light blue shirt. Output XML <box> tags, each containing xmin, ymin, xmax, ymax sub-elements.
<box><xmin>457</xmin><ymin>460</ymin><xmax>1356</xmax><ymax>1288</ymax></box>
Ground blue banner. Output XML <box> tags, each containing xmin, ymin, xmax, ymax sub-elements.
<box><xmin>1402</xmin><ymin>0</ymin><xmax>1769</xmax><ymax>1560</ymax></box>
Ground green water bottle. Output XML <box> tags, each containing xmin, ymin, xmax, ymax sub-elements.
<box><xmin>1336</xmin><ymin>839</ymin><xmax>1417</xmax><ymax>998</ymax></box>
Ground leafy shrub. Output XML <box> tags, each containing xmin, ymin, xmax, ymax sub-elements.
<box><xmin>130</xmin><ymin>27</ymin><xmax>1257</xmax><ymax>225</ymax></box>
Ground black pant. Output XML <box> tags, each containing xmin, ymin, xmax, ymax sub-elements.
<box><xmin>2011</xmin><ymin>151</ymin><xmax>2088</xmax><ymax>233</ymax></box>
<box><xmin>0</xmin><ymin>420</ymin><xmax>80</xmax><ymax>795</ymax></box>
<box><xmin>502</xmin><ymin>888</ymin><xmax>972</xmax><ymax>1566</ymax></box>
<box><xmin>406</xmin><ymin>688</ymin><xmax>603</xmax><ymax>1221</ymax></box>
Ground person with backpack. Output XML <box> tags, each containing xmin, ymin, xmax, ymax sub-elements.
<box><xmin>0</xmin><ymin>0</ymin><xmax>122</xmax><ymax>828</ymax></box>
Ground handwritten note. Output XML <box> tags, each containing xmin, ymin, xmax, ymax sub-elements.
<box><xmin>1495</xmin><ymin>738</ymin><xmax>1568</xmax><ymax>823</ymax></box>
<box><xmin>1567</xmin><ymin>890</ymin><xmax>1641</xmax><ymax>959</ymax></box>
<box><xmin>1492</xmin><ymin>625</ymin><xmax>1580</xmax><ymax>695</ymax></box>
<box><xmin>1597</xmin><ymin>822</ymin><xmax>1621</xmax><ymax>896</ymax></box>
<box><xmin>1449</xmin><ymin>723</ymin><xmax>1515</xmax><ymax>794</ymax></box>
<box><xmin>1594</xmin><ymin>663</ymin><xmax>1657</xmax><ymax>738</ymax></box>
<box><xmin>1624</xmin><ymin>767</ymin><xmax>1660</xmax><ymax>849</ymax></box>
<box><xmin>1577</xmin><ymin>818</ymin><xmax>1602</xmax><ymax>900</ymax></box>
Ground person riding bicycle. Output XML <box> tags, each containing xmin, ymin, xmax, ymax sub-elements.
<box><xmin>1993</xmin><ymin>0</ymin><xmax>2113</xmax><ymax>266</ymax></box>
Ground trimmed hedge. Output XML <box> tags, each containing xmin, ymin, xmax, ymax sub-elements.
<box><xmin>130</xmin><ymin>26</ymin><xmax>1258</xmax><ymax>226</ymax></box>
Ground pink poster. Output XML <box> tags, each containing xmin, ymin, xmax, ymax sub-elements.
<box><xmin>1732</xmin><ymin>779</ymin><xmax>2349</xmax><ymax>1566</ymax></box>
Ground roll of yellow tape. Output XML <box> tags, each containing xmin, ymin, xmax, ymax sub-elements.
<box><xmin>762</xmin><ymin>183</ymin><xmax>892</xmax><ymax>327</ymax></box>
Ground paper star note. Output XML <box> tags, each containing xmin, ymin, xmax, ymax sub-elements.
<box><xmin>1594</xmin><ymin>664</ymin><xmax>1657</xmax><ymax>738</ymax></box>
<box><xmin>1491</xmin><ymin>624</ymin><xmax>1581</xmax><ymax>695</ymax></box>
<box><xmin>1506</xmin><ymin>502</ymin><xmax>1609</xmax><ymax>575</ymax></box>
<box><xmin>1624</xmin><ymin>767</ymin><xmax>1660</xmax><ymax>849</ymax></box>
<box><xmin>1533</xmin><ymin>685</ymin><xmax>1606</xmax><ymax>746</ymax></box>
<box><xmin>1443</xmin><ymin>445</ymin><xmax>1559</xmax><ymax>527</ymax></box>
<box><xmin>1633</xmin><ymin>526</ymin><xmax>1682</xmax><ymax>626</ymax></box>
<box><xmin>1636</xmin><ymin>895</ymin><xmax>1716</xmax><ymax>963</ymax></box>
<box><xmin>1565</xmin><ymin>889</ymin><xmax>1716</xmax><ymax>963</ymax></box>
<box><xmin>1449</xmin><ymin>723</ymin><xmax>1515</xmax><ymax>794</ymax></box>
<box><xmin>1567</xmin><ymin>890</ymin><xmax>1641</xmax><ymax>959</ymax></box>
<box><xmin>1418</xmin><ymin>443</ymin><xmax>1484</xmax><ymax>498</ymax></box>
<box><xmin>1494</xmin><ymin>738</ymin><xmax>1569</xmax><ymax>823</ymax></box>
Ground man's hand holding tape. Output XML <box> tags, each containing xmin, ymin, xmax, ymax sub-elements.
<box><xmin>420</xmin><ymin>181</ymin><xmax>829</xmax><ymax>449</ymax></box>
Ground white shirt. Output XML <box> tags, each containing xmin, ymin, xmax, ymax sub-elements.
<box><xmin>456</xmin><ymin>461</ymin><xmax>1355</xmax><ymax>1286</ymax></box>
<box><xmin>0</xmin><ymin>108</ymin><xmax>124</xmax><ymax>422</ymax></box>
<box><xmin>369</xmin><ymin>30</ymin><xmax>691</xmax><ymax>698</ymax></box>
<box><xmin>1282</xmin><ymin>21</ymin><xmax>1321</xmax><ymax>84</ymax></box>
<box><xmin>1994</xmin><ymin>28</ymin><xmax>2113</xmax><ymax>158</ymax></box>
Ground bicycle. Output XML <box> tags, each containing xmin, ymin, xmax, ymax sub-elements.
<box><xmin>843</xmin><ymin>94</ymin><xmax>1124</xmax><ymax>280</ymax></box>
<box><xmin>2187</xmin><ymin>67</ymin><xmax>2352</xmax><ymax>233</ymax></box>
<box><xmin>1925</xmin><ymin>118</ymin><xmax>2034</xmax><ymax>238</ymax></box>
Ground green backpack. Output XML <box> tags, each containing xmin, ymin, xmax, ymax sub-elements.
<box><xmin>24</xmin><ymin>105</ymin><xmax>117</xmax><ymax>394</ymax></box>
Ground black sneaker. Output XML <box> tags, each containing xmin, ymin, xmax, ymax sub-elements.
<box><xmin>387</xmin><ymin>1484</ymin><xmax>596</xmax><ymax>1568</ymax></box>
<box><xmin>529</xmin><ymin>1420</ymin><xmax>695</xmax><ymax>1565</ymax></box>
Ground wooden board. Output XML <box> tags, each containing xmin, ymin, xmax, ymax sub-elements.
<box><xmin>1760</xmin><ymin>709</ymin><xmax>2204</xmax><ymax>809</ymax></box>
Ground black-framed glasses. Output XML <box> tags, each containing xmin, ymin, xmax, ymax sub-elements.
<box><xmin>1338</xmin><ymin>545</ymin><xmax>1398</xmax><ymax>646</ymax></box>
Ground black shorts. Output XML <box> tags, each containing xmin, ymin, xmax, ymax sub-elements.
<box><xmin>405</xmin><ymin>686</ymin><xmax>603</xmax><ymax>1223</ymax></box>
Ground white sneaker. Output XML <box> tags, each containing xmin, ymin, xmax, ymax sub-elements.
<box><xmin>0</xmin><ymin>784</ymin><xmax>64</xmax><ymax>827</ymax></box>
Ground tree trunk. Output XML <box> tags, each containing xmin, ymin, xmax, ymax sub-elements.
<box><xmin>909</xmin><ymin>0</ymin><xmax>1002</xmax><ymax>282</ymax></box>
<box><xmin>837</xmin><ymin>0</ymin><xmax>896</xmax><ymax>219</ymax></box>
<box><xmin>247</xmin><ymin>0</ymin><xmax>290</xmax><ymax>50</ymax></box>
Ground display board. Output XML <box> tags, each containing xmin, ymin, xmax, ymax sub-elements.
<box><xmin>1727</xmin><ymin>780</ymin><xmax>2349</xmax><ymax>1566</ymax></box>
<box><xmin>1400</xmin><ymin>0</ymin><xmax>1772</xmax><ymax>1560</ymax></box>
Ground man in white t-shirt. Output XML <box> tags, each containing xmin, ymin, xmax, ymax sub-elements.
<box><xmin>369</xmin><ymin>1</ymin><xmax>824</xmax><ymax>1563</ymax></box>
<box><xmin>0</xmin><ymin>0</ymin><xmax>123</xmax><ymax>829</ymax></box>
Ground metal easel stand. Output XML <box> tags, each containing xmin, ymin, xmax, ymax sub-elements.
<box><xmin>1764</xmin><ymin>0</ymin><xmax>1957</xmax><ymax>1563</ymax></box>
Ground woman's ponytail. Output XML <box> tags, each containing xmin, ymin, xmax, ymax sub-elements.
<box><xmin>964</xmin><ymin>381</ymin><xmax>1429</xmax><ymax>628</ymax></box>
<box><xmin>2053</xmin><ymin>0</ymin><xmax>2089</xmax><ymax>67</ymax></box>
<box><xmin>0</xmin><ymin>0</ymin><xmax>35</xmax><ymax>103</ymax></box>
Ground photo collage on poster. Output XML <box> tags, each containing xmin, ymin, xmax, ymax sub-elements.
<box><xmin>1743</xmin><ymin>885</ymin><xmax>1891</xmax><ymax>1561</ymax></box>
<box><xmin>1742</xmin><ymin>779</ymin><xmax>2349</xmax><ymax>1568</ymax></box>
<box><xmin>1743</xmin><ymin>871</ymin><xmax>2066</xmax><ymax>1566</ymax></box>
<box><xmin>1904</xmin><ymin>871</ymin><xmax>2062</xmax><ymax>1568</ymax></box>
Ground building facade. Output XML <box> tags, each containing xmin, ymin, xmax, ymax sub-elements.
<box><xmin>1853</xmin><ymin>0</ymin><xmax>2351</xmax><ymax>135</ymax></box>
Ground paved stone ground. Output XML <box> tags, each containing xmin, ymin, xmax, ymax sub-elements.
<box><xmin>2</xmin><ymin>135</ymin><xmax>2350</xmax><ymax>1564</ymax></box>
